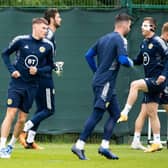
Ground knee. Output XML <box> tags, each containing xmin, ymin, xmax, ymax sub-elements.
<box><xmin>130</xmin><ymin>81</ymin><xmax>139</xmax><ymax>90</ymax></box>
<box><xmin>45</xmin><ymin>109</ymin><xmax>55</xmax><ymax>118</ymax></box>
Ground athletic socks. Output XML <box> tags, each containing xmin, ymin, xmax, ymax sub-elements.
<box><xmin>26</xmin><ymin>130</ymin><xmax>36</xmax><ymax>143</ymax></box>
<box><xmin>121</xmin><ymin>104</ymin><xmax>132</xmax><ymax>116</ymax></box>
<box><xmin>23</xmin><ymin>120</ymin><xmax>34</xmax><ymax>132</ymax></box>
<box><xmin>75</xmin><ymin>139</ymin><xmax>85</xmax><ymax>150</ymax></box>
<box><xmin>8</xmin><ymin>135</ymin><xmax>17</xmax><ymax>147</ymax></box>
<box><xmin>0</xmin><ymin>137</ymin><xmax>7</xmax><ymax>149</ymax></box>
<box><xmin>100</xmin><ymin>139</ymin><xmax>109</xmax><ymax>149</ymax></box>
<box><xmin>132</xmin><ymin>132</ymin><xmax>141</xmax><ymax>143</ymax></box>
<box><xmin>153</xmin><ymin>134</ymin><xmax>161</xmax><ymax>144</ymax></box>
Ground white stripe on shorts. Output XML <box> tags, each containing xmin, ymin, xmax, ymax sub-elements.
<box><xmin>101</xmin><ymin>82</ymin><xmax>110</xmax><ymax>101</ymax></box>
<box><xmin>46</xmin><ymin>88</ymin><xmax>52</xmax><ymax>110</ymax></box>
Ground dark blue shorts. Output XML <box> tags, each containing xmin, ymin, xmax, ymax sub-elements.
<box><xmin>92</xmin><ymin>83</ymin><xmax>120</xmax><ymax>118</ymax></box>
<box><xmin>142</xmin><ymin>78</ymin><xmax>166</xmax><ymax>103</ymax></box>
<box><xmin>35</xmin><ymin>77</ymin><xmax>55</xmax><ymax>113</ymax></box>
<box><xmin>7</xmin><ymin>78</ymin><xmax>38</xmax><ymax>113</ymax></box>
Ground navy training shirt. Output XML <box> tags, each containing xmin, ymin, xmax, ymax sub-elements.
<box><xmin>133</xmin><ymin>35</ymin><xmax>168</xmax><ymax>78</ymax></box>
<box><xmin>91</xmin><ymin>32</ymin><xmax>128</xmax><ymax>87</ymax></box>
<box><xmin>2</xmin><ymin>35</ymin><xmax>54</xmax><ymax>84</ymax></box>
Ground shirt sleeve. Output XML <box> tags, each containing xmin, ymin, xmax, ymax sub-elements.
<box><xmin>116</xmin><ymin>36</ymin><xmax>133</xmax><ymax>67</ymax></box>
<box><xmin>37</xmin><ymin>46</ymin><xmax>54</xmax><ymax>74</ymax></box>
<box><xmin>157</xmin><ymin>39</ymin><xmax>168</xmax><ymax>78</ymax></box>
<box><xmin>85</xmin><ymin>42</ymin><xmax>97</xmax><ymax>73</ymax></box>
<box><xmin>1</xmin><ymin>36</ymin><xmax>20</xmax><ymax>73</ymax></box>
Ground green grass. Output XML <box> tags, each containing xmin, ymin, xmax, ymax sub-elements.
<box><xmin>0</xmin><ymin>143</ymin><xmax>168</xmax><ymax>168</ymax></box>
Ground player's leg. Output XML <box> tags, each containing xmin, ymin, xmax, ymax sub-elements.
<box><xmin>118</xmin><ymin>79</ymin><xmax>148</xmax><ymax>122</ymax></box>
<box><xmin>71</xmin><ymin>107</ymin><xmax>104</xmax><ymax>160</ymax></box>
<box><xmin>22</xmin><ymin>86</ymin><xmax>45</xmax><ymax>133</ymax></box>
<box><xmin>0</xmin><ymin>85</ymin><xmax>21</xmax><ymax>150</ymax></box>
<box><xmin>98</xmin><ymin>94</ymin><xmax>120</xmax><ymax>160</ymax></box>
<box><xmin>72</xmin><ymin>86</ymin><xmax>106</xmax><ymax>160</ymax></box>
<box><xmin>0</xmin><ymin>85</ymin><xmax>25</xmax><ymax>158</ymax></box>
<box><xmin>0</xmin><ymin>107</ymin><xmax>18</xmax><ymax>149</ymax></box>
<box><xmin>21</xmin><ymin>86</ymin><xmax>55</xmax><ymax>149</ymax></box>
<box><xmin>131</xmin><ymin>104</ymin><xmax>147</xmax><ymax>150</ymax></box>
<box><xmin>144</xmin><ymin>102</ymin><xmax>162</xmax><ymax>152</ymax></box>
<box><xmin>18</xmin><ymin>85</ymin><xmax>38</xmax><ymax>148</ymax></box>
<box><xmin>24</xmin><ymin>108</ymin><xmax>54</xmax><ymax>150</ymax></box>
<box><xmin>7</xmin><ymin>110</ymin><xmax>28</xmax><ymax>150</ymax></box>
<box><xmin>27</xmin><ymin>86</ymin><xmax>55</xmax><ymax>138</ymax></box>
<box><xmin>0</xmin><ymin>108</ymin><xmax>17</xmax><ymax>159</ymax></box>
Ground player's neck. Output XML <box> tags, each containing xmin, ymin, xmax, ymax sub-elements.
<box><xmin>114</xmin><ymin>29</ymin><xmax>124</xmax><ymax>36</ymax></box>
<box><xmin>32</xmin><ymin>34</ymin><xmax>42</xmax><ymax>40</ymax></box>
<box><xmin>49</xmin><ymin>24</ymin><xmax>57</xmax><ymax>33</ymax></box>
<box><xmin>114</xmin><ymin>26</ymin><xmax>126</xmax><ymax>36</ymax></box>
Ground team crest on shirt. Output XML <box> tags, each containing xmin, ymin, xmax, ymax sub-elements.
<box><xmin>7</xmin><ymin>98</ymin><xmax>13</xmax><ymax>105</ymax></box>
<box><xmin>39</xmin><ymin>46</ymin><xmax>46</xmax><ymax>53</ymax></box>
<box><xmin>148</xmin><ymin>43</ymin><xmax>153</xmax><ymax>49</ymax></box>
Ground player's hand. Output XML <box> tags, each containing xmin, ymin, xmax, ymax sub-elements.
<box><xmin>156</xmin><ymin>75</ymin><xmax>166</xmax><ymax>85</ymax></box>
<box><xmin>29</xmin><ymin>66</ymin><xmax>37</xmax><ymax>75</ymax></box>
<box><xmin>11</xmin><ymin>70</ymin><xmax>21</xmax><ymax>78</ymax></box>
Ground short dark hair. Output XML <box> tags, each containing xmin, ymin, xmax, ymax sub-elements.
<box><xmin>32</xmin><ymin>17</ymin><xmax>48</xmax><ymax>25</ymax></box>
<box><xmin>115</xmin><ymin>13</ymin><xmax>131</xmax><ymax>24</ymax></box>
<box><xmin>44</xmin><ymin>8</ymin><xmax>58</xmax><ymax>24</ymax></box>
<box><xmin>143</xmin><ymin>17</ymin><xmax>157</xmax><ymax>31</ymax></box>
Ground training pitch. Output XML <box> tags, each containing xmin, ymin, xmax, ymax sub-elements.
<box><xmin>0</xmin><ymin>143</ymin><xmax>168</xmax><ymax>168</ymax></box>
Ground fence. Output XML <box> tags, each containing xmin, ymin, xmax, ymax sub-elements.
<box><xmin>0</xmin><ymin>1</ymin><xmax>168</xmax><ymax>12</ymax></box>
<box><xmin>127</xmin><ymin>0</ymin><xmax>168</xmax><ymax>14</ymax></box>
<box><xmin>0</xmin><ymin>0</ymin><xmax>123</xmax><ymax>8</ymax></box>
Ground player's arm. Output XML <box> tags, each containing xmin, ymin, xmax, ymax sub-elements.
<box><xmin>37</xmin><ymin>47</ymin><xmax>54</xmax><ymax>74</ymax></box>
<box><xmin>118</xmin><ymin>55</ymin><xmax>133</xmax><ymax>67</ymax></box>
<box><xmin>37</xmin><ymin>63</ymin><xmax>53</xmax><ymax>74</ymax></box>
<box><xmin>132</xmin><ymin>48</ymin><xmax>143</xmax><ymax>65</ymax></box>
<box><xmin>85</xmin><ymin>47</ymin><xmax>97</xmax><ymax>73</ymax></box>
<box><xmin>1</xmin><ymin>37</ymin><xmax>20</xmax><ymax>74</ymax></box>
<box><xmin>156</xmin><ymin>37</ymin><xmax>168</xmax><ymax>79</ymax></box>
<box><xmin>117</xmin><ymin>36</ymin><xmax>133</xmax><ymax>67</ymax></box>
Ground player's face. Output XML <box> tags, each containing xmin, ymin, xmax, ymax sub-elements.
<box><xmin>123</xmin><ymin>20</ymin><xmax>131</xmax><ymax>35</ymax></box>
<box><xmin>34</xmin><ymin>23</ymin><xmax>48</xmax><ymax>39</ymax></box>
<box><xmin>141</xmin><ymin>20</ymin><xmax>151</xmax><ymax>37</ymax></box>
<box><xmin>163</xmin><ymin>32</ymin><xmax>168</xmax><ymax>42</ymax></box>
<box><xmin>53</xmin><ymin>13</ymin><xmax>62</xmax><ymax>28</ymax></box>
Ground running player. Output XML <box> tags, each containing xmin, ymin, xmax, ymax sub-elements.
<box><xmin>19</xmin><ymin>8</ymin><xmax>62</xmax><ymax>149</ymax></box>
<box><xmin>0</xmin><ymin>18</ymin><xmax>54</xmax><ymax>158</ymax></box>
<box><xmin>71</xmin><ymin>13</ymin><xmax>133</xmax><ymax>160</ymax></box>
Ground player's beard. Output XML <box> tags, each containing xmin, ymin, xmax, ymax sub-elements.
<box><xmin>54</xmin><ymin>21</ymin><xmax>61</xmax><ymax>29</ymax></box>
<box><xmin>124</xmin><ymin>28</ymin><xmax>130</xmax><ymax>36</ymax></box>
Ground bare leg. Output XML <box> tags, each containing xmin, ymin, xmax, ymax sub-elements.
<box><xmin>131</xmin><ymin>104</ymin><xmax>147</xmax><ymax>150</ymax></box>
<box><xmin>1</xmin><ymin>107</ymin><xmax>17</xmax><ymax>138</ymax></box>
<box><xmin>118</xmin><ymin>79</ymin><xmax>148</xmax><ymax>122</ymax></box>
<box><xmin>13</xmin><ymin>110</ymin><xmax>27</xmax><ymax>138</ymax></box>
<box><xmin>146</xmin><ymin>103</ymin><xmax>160</xmax><ymax>135</ymax></box>
<box><xmin>0</xmin><ymin>107</ymin><xmax>17</xmax><ymax>148</ymax></box>
<box><xmin>134</xmin><ymin>104</ymin><xmax>148</xmax><ymax>133</ymax></box>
